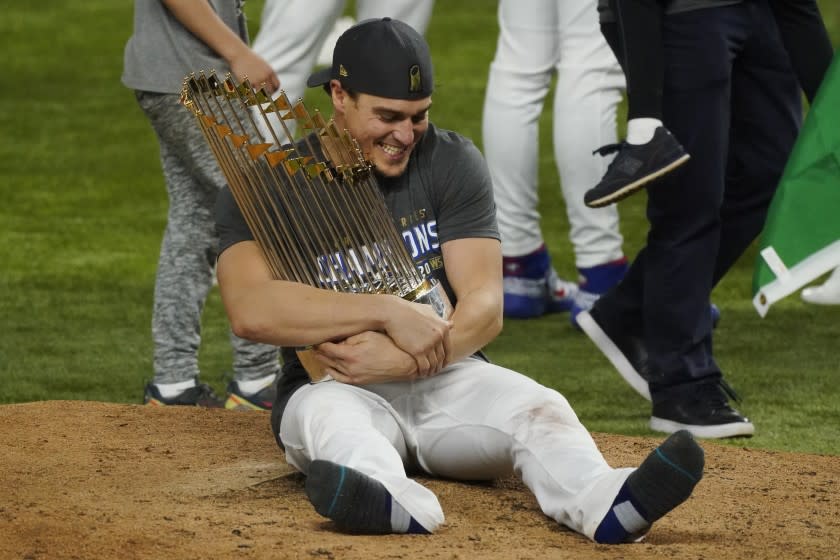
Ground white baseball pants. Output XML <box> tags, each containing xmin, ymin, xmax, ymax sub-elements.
<box><xmin>279</xmin><ymin>358</ymin><xmax>632</xmax><ymax>539</ymax></box>
<box><xmin>482</xmin><ymin>0</ymin><xmax>626</xmax><ymax>267</ymax></box>
<box><xmin>251</xmin><ymin>0</ymin><xmax>435</xmax><ymax>139</ymax></box>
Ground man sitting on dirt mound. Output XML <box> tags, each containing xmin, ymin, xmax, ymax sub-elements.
<box><xmin>213</xmin><ymin>17</ymin><xmax>704</xmax><ymax>543</ymax></box>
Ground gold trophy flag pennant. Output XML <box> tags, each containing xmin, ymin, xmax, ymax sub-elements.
<box><xmin>213</xmin><ymin>123</ymin><xmax>232</xmax><ymax>137</ymax></box>
<box><xmin>229</xmin><ymin>134</ymin><xmax>248</xmax><ymax>148</ymax></box>
<box><xmin>246</xmin><ymin>142</ymin><xmax>273</xmax><ymax>160</ymax></box>
<box><xmin>265</xmin><ymin>149</ymin><xmax>293</xmax><ymax>167</ymax></box>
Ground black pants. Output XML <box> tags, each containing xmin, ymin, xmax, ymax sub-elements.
<box><xmin>608</xmin><ymin>0</ymin><xmax>832</xmax><ymax>119</ymax></box>
<box><xmin>769</xmin><ymin>0</ymin><xmax>833</xmax><ymax>102</ymax></box>
<box><xmin>610</xmin><ymin>0</ymin><xmax>668</xmax><ymax>120</ymax></box>
<box><xmin>598</xmin><ymin>1</ymin><xmax>802</xmax><ymax>401</ymax></box>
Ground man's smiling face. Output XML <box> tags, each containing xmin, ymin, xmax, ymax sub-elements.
<box><xmin>331</xmin><ymin>81</ymin><xmax>431</xmax><ymax>178</ymax></box>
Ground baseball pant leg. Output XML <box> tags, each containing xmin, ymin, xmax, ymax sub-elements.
<box><xmin>356</xmin><ymin>0</ymin><xmax>435</xmax><ymax>34</ymax></box>
<box><xmin>553</xmin><ymin>0</ymin><xmax>625</xmax><ymax>268</ymax></box>
<box><xmin>481</xmin><ymin>0</ymin><xmax>559</xmax><ymax>257</ymax></box>
<box><xmin>251</xmin><ymin>0</ymin><xmax>346</xmax><ymax>139</ymax></box>
<box><xmin>379</xmin><ymin>359</ymin><xmax>631</xmax><ymax>540</ymax></box>
<box><xmin>280</xmin><ymin>381</ymin><xmax>446</xmax><ymax>532</ymax></box>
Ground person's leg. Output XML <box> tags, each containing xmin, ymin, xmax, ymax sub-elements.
<box><xmin>713</xmin><ymin>9</ymin><xmax>801</xmax><ymax>284</ymax></box>
<box><xmin>579</xmin><ymin>16</ymin><xmax>722</xmax><ymax>404</ymax></box>
<box><xmin>225</xmin><ymin>85</ymin><xmax>282</xmax><ymax>398</ymax></box>
<box><xmin>140</xmin><ymin>92</ymin><xmax>279</xmax><ymax>406</ymax></box>
<box><xmin>644</xmin><ymin>5</ymin><xmax>756</xmax><ymax>437</ymax></box>
<box><xmin>585</xmin><ymin>0</ymin><xmax>689</xmax><ymax>208</ymax></box>
<box><xmin>613</xmin><ymin>0</ymin><xmax>665</xmax><ymax>133</ymax></box>
<box><xmin>356</xmin><ymin>0</ymin><xmax>435</xmax><ymax>34</ymax></box>
<box><xmin>768</xmin><ymin>0</ymin><xmax>833</xmax><ymax>103</ymax></box>
<box><xmin>553</xmin><ymin>0</ymin><xmax>627</xmax><ymax>325</ymax></box>
<box><xmin>482</xmin><ymin>0</ymin><xmax>579</xmax><ymax>318</ymax></box>
<box><xmin>251</xmin><ymin>0</ymin><xmax>346</xmax><ymax>139</ymax></box>
<box><xmin>652</xmin><ymin>1</ymin><xmax>801</xmax><ymax>433</ymax></box>
<box><xmin>210</xmin><ymin>101</ymin><xmax>282</xmax><ymax>408</ymax></box>
<box><xmin>225</xmin><ymin>328</ymin><xmax>282</xmax><ymax>410</ymax></box>
<box><xmin>280</xmin><ymin>382</ymin><xmax>445</xmax><ymax>533</ymax></box>
<box><xmin>139</xmin><ymin>93</ymin><xmax>219</xmax><ymax>396</ymax></box>
<box><xmin>579</xmin><ymin>21</ymin><xmax>656</xmax><ymax>399</ymax></box>
<box><xmin>483</xmin><ymin>0</ymin><xmax>557</xmax><ymax>260</ymax></box>
<box><xmin>586</xmin><ymin>7</ymin><xmax>753</xmax><ymax>437</ymax></box>
<box><xmin>390</xmin><ymin>359</ymin><xmax>703</xmax><ymax>542</ymax></box>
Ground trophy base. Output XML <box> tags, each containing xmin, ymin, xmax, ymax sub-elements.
<box><xmin>298</xmin><ymin>279</ymin><xmax>453</xmax><ymax>383</ymax></box>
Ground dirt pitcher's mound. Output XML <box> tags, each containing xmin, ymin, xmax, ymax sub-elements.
<box><xmin>1</xmin><ymin>401</ymin><xmax>837</xmax><ymax>560</ymax></box>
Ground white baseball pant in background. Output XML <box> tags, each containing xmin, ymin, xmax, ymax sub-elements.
<box><xmin>482</xmin><ymin>0</ymin><xmax>626</xmax><ymax>268</ymax></box>
<box><xmin>279</xmin><ymin>358</ymin><xmax>632</xmax><ymax>539</ymax></box>
<box><xmin>251</xmin><ymin>0</ymin><xmax>435</xmax><ymax>139</ymax></box>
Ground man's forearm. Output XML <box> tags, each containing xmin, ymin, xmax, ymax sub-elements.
<box><xmin>445</xmin><ymin>289</ymin><xmax>503</xmax><ymax>365</ymax></box>
<box><xmin>161</xmin><ymin>0</ymin><xmax>249</xmax><ymax>63</ymax></box>
<box><xmin>223</xmin><ymin>279</ymin><xmax>395</xmax><ymax>348</ymax></box>
<box><xmin>218</xmin><ymin>240</ymin><xmax>450</xmax><ymax>373</ymax></box>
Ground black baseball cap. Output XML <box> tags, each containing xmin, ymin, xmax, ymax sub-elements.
<box><xmin>306</xmin><ymin>17</ymin><xmax>434</xmax><ymax>100</ymax></box>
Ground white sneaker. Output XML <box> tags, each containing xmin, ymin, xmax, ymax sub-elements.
<box><xmin>801</xmin><ymin>267</ymin><xmax>840</xmax><ymax>305</ymax></box>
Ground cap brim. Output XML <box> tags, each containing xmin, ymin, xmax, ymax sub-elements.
<box><xmin>306</xmin><ymin>67</ymin><xmax>332</xmax><ymax>88</ymax></box>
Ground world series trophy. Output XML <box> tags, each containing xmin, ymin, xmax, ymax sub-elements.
<box><xmin>180</xmin><ymin>71</ymin><xmax>452</xmax><ymax>381</ymax></box>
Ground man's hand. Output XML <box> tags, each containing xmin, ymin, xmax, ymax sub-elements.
<box><xmin>382</xmin><ymin>299</ymin><xmax>452</xmax><ymax>377</ymax></box>
<box><xmin>160</xmin><ymin>0</ymin><xmax>280</xmax><ymax>94</ymax></box>
<box><xmin>313</xmin><ymin>331</ymin><xmax>419</xmax><ymax>385</ymax></box>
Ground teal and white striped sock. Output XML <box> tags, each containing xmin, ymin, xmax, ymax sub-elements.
<box><xmin>305</xmin><ymin>460</ymin><xmax>430</xmax><ymax>534</ymax></box>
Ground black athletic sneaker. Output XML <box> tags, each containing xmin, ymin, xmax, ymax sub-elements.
<box><xmin>144</xmin><ymin>381</ymin><xmax>224</xmax><ymax>408</ymax></box>
<box><xmin>225</xmin><ymin>379</ymin><xmax>276</xmax><ymax>411</ymax></box>
<box><xmin>650</xmin><ymin>381</ymin><xmax>754</xmax><ymax>439</ymax></box>
<box><xmin>585</xmin><ymin>127</ymin><xmax>690</xmax><ymax>208</ymax></box>
<box><xmin>576</xmin><ymin>308</ymin><xmax>652</xmax><ymax>400</ymax></box>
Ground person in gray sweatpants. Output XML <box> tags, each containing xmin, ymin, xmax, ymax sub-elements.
<box><xmin>123</xmin><ymin>0</ymin><xmax>281</xmax><ymax>409</ymax></box>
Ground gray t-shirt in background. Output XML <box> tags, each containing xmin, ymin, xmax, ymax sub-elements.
<box><xmin>122</xmin><ymin>0</ymin><xmax>249</xmax><ymax>94</ymax></box>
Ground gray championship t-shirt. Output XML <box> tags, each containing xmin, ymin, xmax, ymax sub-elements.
<box><xmin>215</xmin><ymin>122</ymin><xmax>500</xmax><ymax>416</ymax></box>
<box><xmin>122</xmin><ymin>0</ymin><xmax>249</xmax><ymax>94</ymax></box>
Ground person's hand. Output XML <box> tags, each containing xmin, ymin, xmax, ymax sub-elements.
<box><xmin>313</xmin><ymin>331</ymin><xmax>418</xmax><ymax>385</ymax></box>
<box><xmin>229</xmin><ymin>50</ymin><xmax>280</xmax><ymax>94</ymax></box>
<box><xmin>382</xmin><ymin>299</ymin><xmax>452</xmax><ymax>378</ymax></box>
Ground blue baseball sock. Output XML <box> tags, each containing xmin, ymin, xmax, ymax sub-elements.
<box><xmin>503</xmin><ymin>244</ymin><xmax>550</xmax><ymax>278</ymax></box>
<box><xmin>594</xmin><ymin>430</ymin><xmax>704</xmax><ymax>544</ymax></box>
<box><xmin>593</xmin><ymin>481</ymin><xmax>652</xmax><ymax>543</ymax></box>
<box><xmin>578</xmin><ymin>258</ymin><xmax>628</xmax><ymax>295</ymax></box>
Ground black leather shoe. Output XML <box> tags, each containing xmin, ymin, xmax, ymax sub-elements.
<box><xmin>650</xmin><ymin>381</ymin><xmax>754</xmax><ymax>439</ymax></box>
<box><xmin>577</xmin><ymin>307</ymin><xmax>652</xmax><ymax>400</ymax></box>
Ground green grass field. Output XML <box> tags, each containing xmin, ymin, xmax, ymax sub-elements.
<box><xmin>1</xmin><ymin>1</ymin><xmax>838</xmax><ymax>455</ymax></box>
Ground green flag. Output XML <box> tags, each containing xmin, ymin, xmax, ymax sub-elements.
<box><xmin>753</xmin><ymin>53</ymin><xmax>840</xmax><ymax>317</ymax></box>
